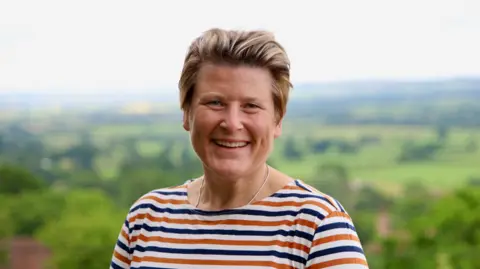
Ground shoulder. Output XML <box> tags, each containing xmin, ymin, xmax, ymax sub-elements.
<box><xmin>292</xmin><ymin>180</ymin><xmax>369</xmax><ymax>267</ymax></box>
<box><xmin>283</xmin><ymin>179</ymin><xmax>350</xmax><ymax>220</ymax></box>
<box><xmin>125</xmin><ymin>181</ymin><xmax>190</xmax><ymax>223</ymax></box>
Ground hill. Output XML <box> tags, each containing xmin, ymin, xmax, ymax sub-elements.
<box><xmin>1</xmin><ymin>77</ymin><xmax>479</xmax><ymax>111</ymax></box>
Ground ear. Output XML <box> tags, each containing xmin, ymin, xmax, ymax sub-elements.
<box><xmin>274</xmin><ymin>119</ymin><xmax>282</xmax><ymax>138</ymax></box>
<box><xmin>183</xmin><ymin>111</ymin><xmax>191</xmax><ymax>131</ymax></box>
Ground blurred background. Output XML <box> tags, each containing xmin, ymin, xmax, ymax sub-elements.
<box><xmin>1</xmin><ymin>0</ymin><xmax>480</xmax><ymax>268</ymax></box>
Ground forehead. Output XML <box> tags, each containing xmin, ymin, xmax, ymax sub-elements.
<box><xmin>195</xmin><ymin>63</ymin><xmax>273</xmax><ymax>99</ymax></box>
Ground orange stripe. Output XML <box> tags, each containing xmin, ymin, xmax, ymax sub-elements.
<box><xmin>307</xmin><ymin>258</ymin><xmax>368</xmax><ymax>269</ymax></box>
<box><xmin>311</xmin><ymin>234</ymin><xmax>360</xmax><ymax>247</ymax></box>
<box><xmin>132</xmin><ymin>234</ymin><xmax>310</xmax><ymax>253</ymax></box>
<box><xmin>297</xmin><ymin>184</ymin><xmax>340</xmax><ymax>211</ymax></box>
<box><xmin>113</xmin><ymin>250</ymin><xmax>130</xmax><ymax>265</ymax></box>
<box><xmin>324</xmin><ymin>211</ymin><xmax>352</xmax><ymax>220</ymax></box>
<box><xmin>135</xmin><ymin>188</ymin><xmax>335</xmax><ymax>215</ymax></box>
<box><xmin>284</xmin><ymin>185</ymin><xmax>308</xmax><ymax>191</ymax></box>
<box><xmin>137</xmin><ymin>195</ymin><xmax>189</xmax><ymax>205</ymax></box>
<box><xmin>257</xmin><ymin>200</ymin><xmax>333</xmax><ymax>214</ymax></box>
<box><xmin>129</xmin><ymin>212</ymin><xmax>317</xmax><ymax>229</ymax></box>
<box><xmin>133</xmin><ymin>255</ymin><xmax>296</xmax><ymax>268</ymax></box>
<box><xmin>137</xmin><ymin>193</ymin><xmax>333</xmax><ymax>212</ymax></box>
<box><xmin>325</xmin><ymin>196</ymin><xmax>338</xmax><ymax>210</ymax></box>
<box><xmin>120</xmin><ymin>229</ymin><xmax>130</xmax><ymax>245</ymax></box>
<box><xmin>255</xmin><ymin>184</ymin><xmax>339</xmax><ymax>213</ymax></box>
<box><xmin>312</xmin><ymin>192</ymin><xmax>338</xmax><ymax>211</ymax></box>
<box><xmin>168</xmin><ymin>184</ymin><xmax>187</xmax><ymax>189</ymax></box>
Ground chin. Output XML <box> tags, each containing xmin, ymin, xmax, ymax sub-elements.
<box><xmin>205</xmin><ymin>160</ymin><xmax>252</xmax><ymax>179</ymax></box>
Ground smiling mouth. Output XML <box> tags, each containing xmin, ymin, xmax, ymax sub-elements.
<box><xmin>213</xmin><ymin>140</ymin><xmax>250</xmax><ymax>148</ymax></box>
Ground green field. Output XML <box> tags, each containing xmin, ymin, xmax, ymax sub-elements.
<box><xmin>33</xmin><ymin>120</ymin><xmax>480</xmax><ymax>194</ymax></box>
<box><xmin>3</xmin><ymin>81</ymin><xmax>480</xmax><ymax>269</ymax></box>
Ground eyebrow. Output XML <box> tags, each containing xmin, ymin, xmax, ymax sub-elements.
<box><xmin>242</xmin><ymin>96</ymin><xmax>263</xmax><ymax>103</ymax></box>
<box><xmin>197</xmin><ymin>92</ymin><xmax>224</xmax><ymax>99</ymax></box>
<box><xmin>197</xmin><ymin>92</ymin><xmax>265</xmax><ymax>104</ymax></box>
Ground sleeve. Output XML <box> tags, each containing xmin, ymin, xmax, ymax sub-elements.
<box><xmin>110</xmin><ymin>218</ymin><xmax>133</xmax><ymax>269</ymax></box>
<box><xmin>305</xmin><ymin>211</ymin><xmax>369</xmax><ymax>269</ymax></box>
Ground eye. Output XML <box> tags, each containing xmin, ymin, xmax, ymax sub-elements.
<box><xmin>244</xmin><ymin>103</ymin><xmax>261</xmax><ymax>113</ymax></box>
<box><xmin>245</xmin><ymin>103</ymin><xmax>260</xmax><ymax>109</ymax></box>
<box><xmin>207</xmin><ymin>100</ymin><xmax>222</xmax><ymax>106</ymax></box>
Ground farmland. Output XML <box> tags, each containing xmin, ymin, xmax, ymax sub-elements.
<box><xmin>1</xmin><ymin>77</ymin><xmax>480</xmax><ymax>268</ymax></box>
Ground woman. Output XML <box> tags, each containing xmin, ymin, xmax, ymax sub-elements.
<box><xmin>110</xmin><ymin>28</ymin><xmax>369</xmax><ymax>269</ymax></box>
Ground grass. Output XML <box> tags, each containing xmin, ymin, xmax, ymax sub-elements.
<box><xmin>91</xmin><ymin>124</ymin><xmax>152</xmax><ymax>137</ymax></box>
<box><xmin>35</xmin><ymin>121</ymin><xmax>480</xmax><ymax>193</ymax></box>
<box><xmin>353</xmin><ymin>163</ymin><xmax>479</xmax><ymax>186</ymax></box>
<box><xmin>136</xmin><ymin>141</ymin><xmax>163</xmax><ymax>157</ymax></box>
<box><xmin>282</xmin><ymin>123</ymin><xmax>437</xmax><ymax>140</ymax></box>
<box><xmin>94</xmin><ymin>155</ymin><xmax>121</xmax><ymax>180</ymax></box>
<box><xmin>91</xmin><ymin>122</ymin><xmax>184</xmax><ymax>137</ymax></box>
<box><xmin>41</xmin><ymin>133</ymin><xmax>80</xmax><ymax>151</ymax></box>
<box><xmin>272</xmin><ymin>124</ymin><xmax>480</xmax><ymax>192</ymax></box>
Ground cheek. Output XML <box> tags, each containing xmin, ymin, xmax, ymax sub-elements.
<box><xmin>191</xmin><ymin>112</ymin><xmax>215</xmax><ymax>138</ymax></box>
<box><xmin>251</xmin><ymin>122</ymin><xmax>277</xmax><ymax>142</ymax></box>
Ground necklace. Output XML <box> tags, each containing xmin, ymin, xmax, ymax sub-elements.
<box><xmin>195</xmin><ymin>164</ymin><xmax>270</xmax><ymax>208</ymax></box>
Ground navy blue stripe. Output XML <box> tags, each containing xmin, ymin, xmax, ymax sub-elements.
<box><xmin>308</xmin><ymin>246</ymin><xmax>364</xmax><ymax>260</ymax></box>
<box><xmin>116</xmin><ymin>240</ymin><xmax>131</xmax><ymax>254</ymax></box>
<box><xmin>272</xmin><ymin>192</ymin><xmax>334</xmax><ymax>207</ymax></box>
<box><xmin>334</xmin><ymin>199</ymin><xmax>346</xmax><ymax>213</ymax></box>
<box><xmin>132</xmin><ymin>267</ymin><xmax>177</xmax><ymax>269</ymax></box>
<box><xmin>316</xmin><ymin>222</ymin><xmax>356</xmax><ymax>233</ymax></box>
<box><xmin>295</xmin><ymin>180</ymin><xmax>312</xmax><ymax>192</ymax></box>
<box><xmin>272</xmin><ymin>192</ymin><xmax>320</xmax><ymax>199</ymax></box>
<box><xmin>134</xmin><ymin>246</ymin><xmax>306</xmax><ymax>264</ymax></box>
<box><xmin>151</xmin><ymin>190</ymin><xmax>187</xmax><ymax>196</ymax></box>
<box><xmin>111</xmin><ymin>261</ymin><xmax>125</xmax><ymax>269</ymax></box>
<box><xmin>302</xmin><ymin>208</ymin><xmax>325</xmax><ymax>221</ymax></box>
<box><xmin>130</xmin><ymin>203</ymin><xmax>324</xmax><ymax>219</ymax></box>
<box><xmin>125</xmin><ymin>220</ymin><xmax>133</xmax><ymax>235</ymax></box>
<box><xmin>132</xmin><ymin>224</ymin><xmax>314</xmax><ymax>241</ymax></box>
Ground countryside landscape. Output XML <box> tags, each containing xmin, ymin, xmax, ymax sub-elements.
<box><xmin>1</xmin><ymin>77</ymin><xmax>480</xmax><ymax>268</ymax></box>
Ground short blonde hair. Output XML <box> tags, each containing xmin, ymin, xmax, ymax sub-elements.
<box><xmin>178</xmin><ymin>28</ymin><xmax>293</xmax><ymax>120</ymax></box>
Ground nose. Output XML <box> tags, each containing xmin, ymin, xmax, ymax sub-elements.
<box><xmin>221</xmin><ymin>105</ymin><xmax>244</xmax><ymax>131</ymax></box>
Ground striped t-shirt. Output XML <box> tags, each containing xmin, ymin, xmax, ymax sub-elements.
<box><xmin>110</xmin><ymin>179</ymin><xmax>369</xmax><ymax>269</ymax></box>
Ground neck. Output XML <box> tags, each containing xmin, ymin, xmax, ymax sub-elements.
<box><xmin>197</xmin><ymin>163</ymin><xmax>269</xmax><ymax>210</ymax></box>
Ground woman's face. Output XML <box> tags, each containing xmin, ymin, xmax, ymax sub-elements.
<box><xmin>183</xmin><ymin>63</ymin><xmax>282</xmax><ymax>179</ymax></box>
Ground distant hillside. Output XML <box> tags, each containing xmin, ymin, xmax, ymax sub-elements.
<box><xmin>0</xmin><ymin>92</ymin><xmax>178</xmax><ymax>110</ymax></box>
<box><xmin>290</xmin><ymin>77</ymin><xmax>480</xmax><ymax>99</ymax></box>
<box><xmin>285</xmin><ymin>77</ymin><xmax>480</xmax><ymax>127</ymax></box>
<box><xmin>1</xmin><ymin>77</ymin><xmax>479</xmax><ymax>110</ymax></box>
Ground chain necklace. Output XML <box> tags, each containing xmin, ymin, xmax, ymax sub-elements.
<box><xmin>195</xmin><ymin>164</ymin><xmax>270</xmax><ymax>208</ymax></box>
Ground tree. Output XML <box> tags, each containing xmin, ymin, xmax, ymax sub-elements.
<box><xmin>0</xmin><ymin>195</ymin><xmax>13</xmax><ymax>267</ymax></box>
<box><xmin>435</xmin><ymin>125</ymin><xmax>449</xmax><ymax>143</ymax></box>
<box><xmin>0</xmin><ymin>165</ymin><xmax>45</xmax><ymax>195</ymax></box>
<box><xmin>66</xmin><ymin>169</ymin><xmax>104</xmax><ymax>190</ymax></box>
<box><xmin>116</xmin><ymin>168</ymin><xmax>185</xmax><ymax>207</ymax></box>
<box><xmin>310</xmin><ymin>163</ymin><xmax>355</xmax><ymax>211</ymax></box>
<box><xmin>3</xmin><ymin>190</ymin><xmax>65</xmax><ymax>236</ymax></box>
<box><xmin>354</xmin><ymin>185</ymin><xmax>392</xmax><ymax>212</ymax></box>
<box><xmin>390</xmin><ymin>181</ymin><xmax>435</xmax><ymax>229</ymax></box>
<box><xmin>310</xmin><ymin>139</ymin><xmax>333</xmax><ymax>154</ymax></box>
<box><xmin>414</xmin><ymin>187</ymin><xmax>480</xmax><ymax>268</ymax></box>
<box><xmin>468</xmin><ymin>177</ymin><xmax>480</xmax><ymax>187</ymax></box>
<box><xmin>0</xmin><ymin>134</ymin><xmax>4</xmax><ymax>154</ymax></box>
<box><xmin>283</xmin><ymin>137</ymin><xmax>303</xmax><ymax>160</ymax></box>
<box><xmin>397</xmin><ymin>141</ymin><xmax>442</xmax><ymax>162</ymax></box>
<box><xmin>378</xmin><ymin>186</ymin><xmax>480</xmax><ymax>268</ymax></box>
<box><xmin>465</xmin><ymin>138</ymin><xmax>477</xmax><ymax>153</ymax></box>
<box><xmin>52</xmin><ymin>138</ymin><xmax>98</xmax><ymax>170</ymax></box>
<box><xmin>36</xmin><ymin>190</ymin><xmax>125</xmax><ymax>269</ymax></box>
<box><xmin>348</xmin><ymin>211</ymin><xmax>378</xmax><ymax>246</ymax></box>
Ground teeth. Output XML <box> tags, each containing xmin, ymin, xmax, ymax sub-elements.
<box><xmin>215</xmin><ymin>140</ymin><xmax>248</xmax><ymax>148</ymax></box>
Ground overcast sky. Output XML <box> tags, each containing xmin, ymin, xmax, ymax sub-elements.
<box><xmin>1</xmin><ymin>0</ymin><xmax>479</xmax><ymax>94</ymax></box>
